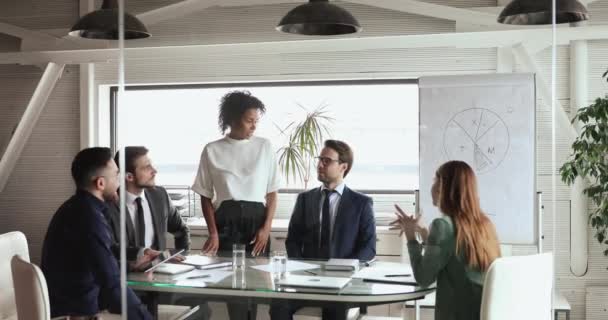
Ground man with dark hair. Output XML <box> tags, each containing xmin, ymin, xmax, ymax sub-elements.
<box><xmin>270</xmin><ymin>140</ymin><xmax>376</xmax><ymax>320</ymax></box>
<box><xmin>41</xmin><ymin>147</ymin><xmax>152</xmax><ymax>320</ymax></box>
<box><xmin>105</xmin><ymin>146</ymin><xmax>190</xmax><ymax>266</ymax></box>
<box><xmin>106</xmin><ymin>147</ymin><xmax>210</xmax><ymax>319</ymax></box>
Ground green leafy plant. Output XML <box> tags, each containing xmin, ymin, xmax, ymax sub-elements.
<box><xmin>559</xmin><ymin>94</ymin><xmax>608</xmax><ymax>256</ymax></box>
<box><xmin>276</xmin><ymin>103</ymin><xmax>334</xmax><ymax>188</ymax></box>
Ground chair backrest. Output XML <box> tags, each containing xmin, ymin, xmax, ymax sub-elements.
<box><xmin>480</xmin><ymin>252</ymin><xmax>553</xmax><ymax>320</ymax></box>
<box><xmin>11</xmin><ymin>255</ymin><xmax>50</xmax><ymax>320</ymax></box>
<box><xmin>0</xmin><ymin>231</ymin><xmax>29</xmax><ymax>320</ymax></box>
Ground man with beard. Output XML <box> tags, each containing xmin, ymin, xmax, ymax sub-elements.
<box><xmin>106</xmin><ymin>146</ymin><xmax>210</xmax><ymax>319</ymax></box>
<box><xmin>270</xmin><ymin>140</ymin><xmax>376</xmax><ymax>320</ymax></box>
<box><xmin>105</xmin><ymin>146</ymin><xmax>190</xmax><ymax>268</ymax></box>
<box><xmin>41</xmin><ymin>147</ymin><xmax>152</xmax><ymax>319</ymax></box>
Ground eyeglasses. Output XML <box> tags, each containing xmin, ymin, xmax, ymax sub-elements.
<box><xmin>315</xmin><ymin>156</ymin><xmax>341</xmax><ymax>166</ymax></box>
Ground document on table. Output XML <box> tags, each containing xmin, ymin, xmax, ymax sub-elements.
<box><xmin>251</xmin><ymin>260</ymin><xmax>319</xmax><ymax>273</ymax></box>
<box><xmin>172</xmin><ymin>269</ymin><xmax>233</xmax><ymax>287</ymax></box>
<box><xmin>352</xmin><ymin>265</ymin><xmax>416</xmax><ymax>285</ymax></box>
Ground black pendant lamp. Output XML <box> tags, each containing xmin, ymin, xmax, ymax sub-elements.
<box><xmin>498</xmin><ymin>0</ymin><xmax>589</xmax><ymax>25</ymax></box>
<box><xmin>277</xmin><ymin>0</ymin><xmax>361</xmax><ymax>36</ymax></box>
<box><xmin>69</xmin><ymin>0</ymin><xmax>150</xmax><ymax>40</ymax></box>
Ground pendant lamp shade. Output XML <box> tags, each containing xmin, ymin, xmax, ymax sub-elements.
<box><xmin>277</xmin><ymin>0</ymin><xmax>361</xmax><ymax>36</ymax></box>
<box><xmin>498</xmin><ymin>0</ymin><xmax>589</xmax><ymax>25</ymax></box>
<box><xmin>69</xmin><ymin>0</ymin><xmax>150</xmax><ymax>40</ymax></box>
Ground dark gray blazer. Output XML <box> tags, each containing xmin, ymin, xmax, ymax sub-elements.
<box><xmin>285</xmin><ymin>186</ymin><xmax>376</xmax><ymax>261</ymax></box>
<box><xmin>105</xmin><ymin>186</ymin><xmax>190</xmax><ymax>261</ymax></box>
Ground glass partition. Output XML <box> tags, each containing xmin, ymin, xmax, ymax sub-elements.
<box><xmin>112</xmin><ymin>0</ymin><xmax>604</xmax><ymax>319</ymax></box>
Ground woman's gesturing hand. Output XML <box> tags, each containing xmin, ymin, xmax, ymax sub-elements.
<box><xmin>389</xmin><ymin>204</ymin><xmax>426</xmax><ymax>241</ymax></box>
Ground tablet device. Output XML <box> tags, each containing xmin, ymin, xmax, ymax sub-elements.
<box><xmin>278</xmin><ymin>275</ymin><xmax>351</xmax><ymax>289</ymax></box>
<box><xmin>145</xmin><ymin>249</ymin><xmax>185</xmax><ymax>273</ymax></box>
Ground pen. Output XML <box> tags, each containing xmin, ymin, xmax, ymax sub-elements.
<box><xmin>186</xmin><ymin>274</ymin><xmax>211</xmax><ymax>280</ymax></box>
<box><xmin>197</xmin><ymin>262</ymin><xmax>233</xmax><ymax>270</ymax></box>
<box><xmin>384</xmin><ymin>274</ymin><xmax>411</xmax><ymax>277</ymax></box>
<box><xmin>304</xmin><ymin>270</ymin><xmax>318</xmax><ymax>276</ymax></box>
<box><xmin>364</xmin><ymin>258</ymin><xmax>377</xmax><ymax>267</ymax></box>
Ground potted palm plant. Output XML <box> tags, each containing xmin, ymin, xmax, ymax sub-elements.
<box><xmin>276</xmin><ymin>103</ymin><xmax>334</xmax><ymax>188</ymax></box>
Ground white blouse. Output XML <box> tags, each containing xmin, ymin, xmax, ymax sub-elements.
<box><xmin>192</xmin><ymin>135</ymin><xmax>281</xmax><ymax>209</ymax></box>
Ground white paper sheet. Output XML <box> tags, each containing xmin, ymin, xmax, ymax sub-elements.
<box><xmin>352</xmin><ymin>264</ymin><xmax>412</xmax><ymax>278</ymax></box>
<box><xmin>352</xmin><ymin>265</ymin><xmax>415</xmax><ymax>284</ymax></box>
<box><xmin>251</xmin><ymin>260</ymin><xmax>319</xmax><ymax>273</ymax></box>
<box><xmin>172</xmin><ymin>269</ymin><xmax>233</xmax><ymax>287</ymax></box>
<box><xmin>181</xmin><ymin>255</ymin><xmax>221</xmax><ymax>266</ymax></box>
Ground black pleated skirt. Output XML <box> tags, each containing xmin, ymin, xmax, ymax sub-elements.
<box><xmin>215</xmin><ymin>200</ymin><xmax>270</xmax><ymax>257</ymax></box>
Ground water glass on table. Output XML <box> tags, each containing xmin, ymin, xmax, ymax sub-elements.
<box><xmin>232</xmin><ymin>243</ymin><xmax>246</xmax><ymax>271</ymax></box>
<box><xmin>271</xmin><ymin>251</ymin><xmax>287</xmax><ymax>279</ymax></box>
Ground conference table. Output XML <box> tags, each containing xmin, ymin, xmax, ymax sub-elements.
<box><xmin>128</xmin><ymin>258</ymin><xmax>435</xmax><ymax>320</ymax></box>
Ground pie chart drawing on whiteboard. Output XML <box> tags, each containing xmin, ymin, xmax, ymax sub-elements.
<box><xmin>443</xmin><ymin>108</ymin><xmax>510</xmax><ymax>174</ymax></box>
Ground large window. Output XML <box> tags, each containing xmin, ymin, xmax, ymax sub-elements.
<box><xmin>113</xmin><ymin>80</ymin><xmax>418</xmax><ymax>220</ymax></box>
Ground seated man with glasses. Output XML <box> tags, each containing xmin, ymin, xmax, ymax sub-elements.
<box><xmin>270</xmin><ymin>140</ymin><xmax>376</xmax><ymax>320</ymax></box>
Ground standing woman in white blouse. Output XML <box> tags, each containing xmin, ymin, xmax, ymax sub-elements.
<box><xmin>192</xmin><ymin>90</ymin><xmax>281</xmax><ymax>258</ymax></box>
<box><xmin>192</xmin><ymin>91</ymin><xmax>280</xmax><ymax>319</ymax></box>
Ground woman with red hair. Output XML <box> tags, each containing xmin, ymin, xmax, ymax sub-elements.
<box><xmin>391</xmin><ymin>160</ymin><xmax>500</xmax><ymax>320</ymax></box>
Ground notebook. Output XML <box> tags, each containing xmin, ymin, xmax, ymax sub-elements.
<box><xmin>278</xmin><ymin>275</ymin><xmax>351</xmax><ymax>289</ymax></box>
<box><xmin>324</xmin><ymin>259</ymin><xmax>359</xmax><ymax>271</ymax></box>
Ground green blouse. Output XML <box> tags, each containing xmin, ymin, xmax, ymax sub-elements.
<box><xmin>408</xmin><ymin>215</ymin><xmax>485</xmax><ymax>320</ymax></box>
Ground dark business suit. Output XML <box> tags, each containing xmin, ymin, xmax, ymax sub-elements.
<box><xmin>286</xmin><ymin>186</ymin><xmax>376</xmax><ymax>261</ymax></box>
<box><xmin>105</xmin><ymin>186</ymin><xmax>190</xmax><ymax>261</ymax></box>
<box><xmin>271</xmin><ymin>186</ymin><xmax>376</xmax><ymax>320</ymax></box>
<box><xmin>104</xmin><ymin>187</ymin><xmax>210</xmax><ymax>319</ymax></box>
<box><xmin>41</xmin><ymin>190</ymin><xmax>151</xmax><ymax>320</ymax></box>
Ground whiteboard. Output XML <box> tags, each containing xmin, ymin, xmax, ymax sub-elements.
<box><xmin>419</xmin><ymin>74</ymin><xmax>536</xmax><ymax>245</ymax></box>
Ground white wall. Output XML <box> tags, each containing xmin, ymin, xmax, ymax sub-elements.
<box><xmin>1</xmin><ymin>1</ymin><xmax>608</xmax><ymax>319</ymax></box>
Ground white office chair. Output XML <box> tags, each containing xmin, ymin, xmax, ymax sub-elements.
<box><xmin>480</xmin><ymin>252</ymin><xmax>553</xmax><ymax>320</ymax></box>
<box><xmin>11</xmin><ymin>254</ymin><xmax>197</xmax><ymax>320</ymax></box>
<box><xmin>401</xmin><ymin>244</ymin><xmax>513</xmax><ymax>320</ymax></box>
<box><xmin>0</xmin><ymin>231</ymin><xmax>29</xmax><ymax>320</ymax></box>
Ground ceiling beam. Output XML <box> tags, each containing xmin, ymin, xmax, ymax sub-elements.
<box><xmin>2</xmin><ymin>25</ymin><xmax>607</xmax><ymax>66</ymax></box>
<box><xmin>138</xmin><ymin>0</ymin><xmax>501</xmax><ymax>27</ymax></box>
<box><xmin>0</xmin><ymin>21</ymin><xmax>108</xmax><ymax>52</ymax></box>
<box><xmin>137</xmin><ymin>0</ymin><xmax>218</xmax><ymax>26</ymax></box>
<box><xmin>138</xmin><ymin>0</ymin><xmax>304</xmax><ymax>26</ymax></box>
<box><xmin>0</xmin><ymin>22</ymin><xmax>59</xmax><ymax>44</ymax></box>
<box><xmin>0</xmin><ymin>63</ymin><xmax>65</xmax><ymax>192</ymax></box>
<box><xmin>344</xmin><ymin>0</ymin><xmax>498</xmax><ymax>25</ymax></box>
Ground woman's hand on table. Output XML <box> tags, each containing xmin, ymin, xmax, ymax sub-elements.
<box><xmin>202</xmin><ymin>233</ymin><xmax>219</xmax><ymax>256</ymax></box>
<box><xmin>250</xmin><ymin>226</ymin><xmax>271</xmax><ymax>256</ymax></box>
